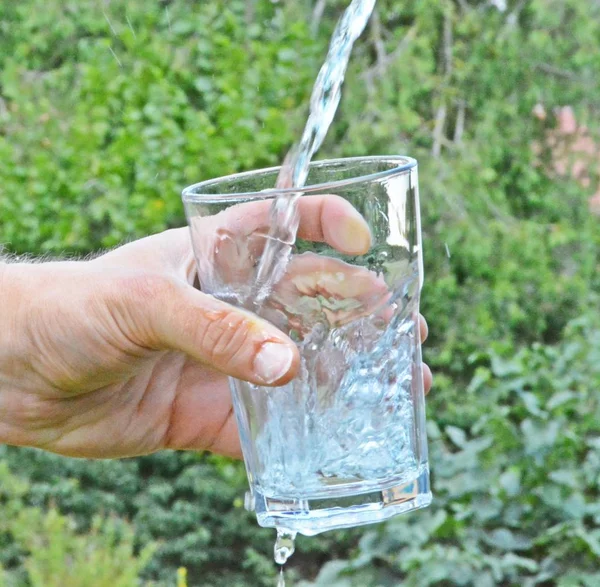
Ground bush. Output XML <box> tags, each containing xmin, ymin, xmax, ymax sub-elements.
<box><xmin>0</xmin><ymin>0</ymin><xmax>321</xmax><ymax>254</ymax></box>
<box><xmin>0</xmin><ymin>448</ymin><xmax>361</xmax><ymax>585</ymax></box>
<box><xmin>0</xmin><ymin>463</ymin><xmax>155</xmax><ymax>586</ymax></box>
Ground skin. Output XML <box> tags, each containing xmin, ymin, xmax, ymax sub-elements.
<box><xmin>0</xmin><ymin>195</ymin><xmax>431</xmax><ymax>460</ymax></box>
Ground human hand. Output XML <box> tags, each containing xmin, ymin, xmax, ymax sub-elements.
<box><xmin>0</xmin><ymin>196</ymin><xmax>431</xmax><ymax>459</ymax></box>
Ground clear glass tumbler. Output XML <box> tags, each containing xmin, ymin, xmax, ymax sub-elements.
<box><xmin>182</xmin><ymin>156</ymin><xmax>431</xmax><ymax>536</ymax></box>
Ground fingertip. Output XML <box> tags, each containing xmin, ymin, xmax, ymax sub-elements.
<box><xmin>338</xmin><ymin>215</ymin><xmax>372</xmax><ymax>255</ymax></box>
<box><xmin>423</xmin><ymin>363</ymin><xmax>433</xmax><ymax>395</ymax></box>
<box><xmin>419</xmin><ymin>315</ymin><xmax>429</xmax><ymax>343</ymax></box>
<box><xmin>252</xmin><ymin>340</ymin><xmax>300</xmax><ymax>387</ymax></box>
<box><xmin>322</xmin><ymin>197</ymin><xmax>372</xmax><ymax>255</ymax></box>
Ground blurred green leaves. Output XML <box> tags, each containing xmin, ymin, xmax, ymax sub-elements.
<box><xmin>0</xmin><ymin>0</ymin><xmax>321</xmax><ymax>253</ymax></box>
<box><xmin>0</xmin><ymin>463</ymin><xmax>155</xmax><ymax>586</ymax></box>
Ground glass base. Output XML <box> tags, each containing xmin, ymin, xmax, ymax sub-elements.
<box><xmin>247</xmin><ymin>467</ymin><xmax>431</xmax><ymax>536</ymax></box>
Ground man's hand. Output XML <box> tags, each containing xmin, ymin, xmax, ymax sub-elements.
<box><xmin>0</xmin><ymin>198</ymin><xmax>431</xmax><ymax>459</ymax></box>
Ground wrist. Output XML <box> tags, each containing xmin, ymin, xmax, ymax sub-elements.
<box><xmin>0</xmin><ymin>261</ymin><xmax>45</xmax><ymax>363</ymax></box>
<box><xmin>0</xmin><ymin>260</ymin><xmax>29</xmax><ymax>345</ymax></box>
<box><xmin>0</xmin><ymin>259</ymin><xmax>25</xmax><ymax>303</ymax></box>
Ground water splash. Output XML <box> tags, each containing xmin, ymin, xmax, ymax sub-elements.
<box><xmin>251</xmin><ymin>308</ymin><xmax>419</xmax><ymax>497</ymax></box>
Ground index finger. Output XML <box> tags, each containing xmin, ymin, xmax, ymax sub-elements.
<box><xmin>213</xmin><ymin>195</ymin><xmax>372</xmax><ymax>256</ymax></box>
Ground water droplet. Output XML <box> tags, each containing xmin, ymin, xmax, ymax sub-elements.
<box><xmin>165</xmin><ymin>6</ymin><xmax>172</xmax><ymax>33</ymax></box>
<box><xmin>102</xmin><ymin>10</ymin><xmax>117</xmax><ymax>36</ymax></box>
<box><xmin>108</xmin><ymin>46</ymin><xmax>122</xmax><ymax>67</ymax></box>
<box><xmin>215</xmin><ymin>228</ymin><xmax>234</xmax><ymax>241</ymax></box>
<box><xmin>125</xmin><ymin>14</ymin><xmax>137</xmax><ymax>38</ymax></box>
<box><xmin>214</xmin><ymin>228</ymin><xmax>234</xmax><ymax>256</ymax></box>
<box><xmin>274</xmin><ymin>528</ymin><xmax>296</xmax><ymax>565</ymax></box>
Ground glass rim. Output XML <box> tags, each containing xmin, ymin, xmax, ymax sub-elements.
<box><xmin>181</xmin><ymin>155</ymin><xmax>417</xmax><ymax>203</ymax></box>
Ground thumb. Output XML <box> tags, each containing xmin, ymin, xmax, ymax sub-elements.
<box><xmin>123</xmin><ymin>274</ymin><xmax>300</xmax><ymax>386</ymax></box>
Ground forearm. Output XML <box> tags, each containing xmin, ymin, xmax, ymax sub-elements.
<box><xmin>0</xmin><ymin>260</ymin><xmax>31</xmax><ymax>446</ymax></box>
<box><xmin>0</xmin><ymin>259</ymin><xmax>84</xmax><ymax>448</ymax></box>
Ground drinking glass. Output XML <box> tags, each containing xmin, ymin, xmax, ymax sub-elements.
<box><xmin>182</xmin><ymin>156</ymin><xmax>431</xmax><ymax>536</ymax></box>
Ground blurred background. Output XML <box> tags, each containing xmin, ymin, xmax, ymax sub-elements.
<box><xmin>1</xmin><ymin>0</ymin><xmax>599</xmax><ymax>585</ymax></box>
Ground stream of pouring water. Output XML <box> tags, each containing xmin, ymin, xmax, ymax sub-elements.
<box><xmin>259</xmin><ymin>0</ymin><xmax>377</xmax><ymax>583</ymax></box>
<box><xmin>251</xmin><ymin>0</ymin><xmax>376</xmax><ymax>308</ymax></box>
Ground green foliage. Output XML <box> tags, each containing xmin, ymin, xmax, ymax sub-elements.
<box><xmin>0</xmin><ymin>0</ymin><xmax>321</xmax><ymax>253</ymax></box>
<box><xmin>14</xmin><ymin>512</ymin><xmax>155</xmax><ymax>587</ymax></box>
<box><xmin>1</xmin><ymin>0</ymin><xmax>600</xmax><ymax>585</ymax></box>
<box><xmin>0</xmin><ymin>450</ymin><xmax>353</xmax><ymax>585</ymax></box>
<box><xmin>0</xmin><ymin>463</ymin><xmax>155</xmax><ymax>586</ymax></box>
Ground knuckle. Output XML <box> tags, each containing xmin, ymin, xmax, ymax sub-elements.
<box><xmin>199</xmin><ymin>310</ymin><xmax>254</xmax><ymax>365</ymax></box>
<box><xmin>120</xmin><ymin>272</ymin><xmax>178</xmax><ymax>306</ymax></box>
